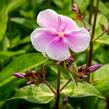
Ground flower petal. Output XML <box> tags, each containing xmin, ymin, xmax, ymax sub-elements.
<box><xmin>59</xmin><ymin>15</ymin><xmax>79</xmax><ymax>32</ymax></box>
<box><xmin>31</xmin><ymin>28</ymin><xmax>55</xmax><ymax>52</ymax></box>
<box><xmin>46</xmin><ymin>38</ymin><xmax>70</xmax><ymax>61</ymax></box>
<box><xmin>65</xmin><ymin>28</ymin><xmax>90</xmax><ymax>52</ymax></box>
<box><xmin>37</xmin><ymin>9</ymin><xmax>58</xmax><ymax>28</ymax></box>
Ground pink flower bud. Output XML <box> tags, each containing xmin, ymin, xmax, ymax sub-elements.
<box><xmin>88</xmin><ymin>64</ymin><xmax>102</xmax><ymax>72</ymax></box>
<box><xmin>72</xmin><ymin>4</ymin><xmax>80</xmax><ymax>14</ymax></box>
<box><xmin>66</xmin><ymin>56</ymin><xmax>74</xmax><ymax>65</ymax></box>
<box><xmin>66</xmin><ymin>56</ymin><xmax>75</xmax><ymax>71</ymax></box>
<box><xmin>13</xmin><ymin>73</ymin><xmax>25</xmax><ymax>78</ymax></box>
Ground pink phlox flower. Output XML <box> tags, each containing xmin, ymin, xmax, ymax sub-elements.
<box><xmin>31</xmin><ymin>9</ymin><xmax>90</xmax><ymax>61</ymax></box>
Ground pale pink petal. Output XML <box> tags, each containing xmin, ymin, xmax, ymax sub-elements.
<box><xmin>58</xmin><ymin>15</ymin><xmax>79</xmax><ymax>32</ymax></box>
<box><xmin>46</xmin><ymin>38</ymin><xmax>70</xmax><ymax>61</ymax></box>
<box><xmin>31</xmin><ymin>28</ymin><xmax>55</xmax><ymax>52</ymax></box>
<box><xmin>64</xmin><ymin>28</ymin><xmax>90</xmax><ymax>52</ymax></box>
<box><xmin>37</xmin><ymin>9</ymin><xmax>58</xmax><ymax>28</ymax></box>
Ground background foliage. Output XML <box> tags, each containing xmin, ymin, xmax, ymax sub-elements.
<box><xmin>0</xmin><ymin>0</ymin><xmax>109</xmax><ymax>109</ymax></box>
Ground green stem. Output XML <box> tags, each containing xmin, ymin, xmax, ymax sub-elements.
<box><xmin>106</xmin><ymin>97</ymin><xmax>109</xmax><ymax>109</ymax></box>
<box><xmin>60</xmin><ymin>79</ymin><xmax>71</xmax><ymax>91</ymax></box>
<box><xmin>87</xmin><ymin>0</ymin><xmax>99</xmax><ymax>67</ymax></box>
<box><xmin>89</xmin><ymin>0</ymin><xmax>94</xmax><ymax>24</ymax></box>
<box><xmin>71</xmin><ymin>0</ymin><xmax>74</xmax><ymax>6</ymax></box>
<box><xmin>93</xmin><ymin>31</ymin><xmax>105</xmax><ymax>41</ymax></box>
<box><xmin>44</xmin><ymin>80</ymin><xmax>56</xmax><ymax>95</ymax></box>
<box><xmin>63</xmin><ymin>61</ymin><xmax>77</xmax><ymax>85</ymax></box>
<box><xmin>8</xmin><ymin>14</ymin><xmax>12</xmax><ymax>48</ymax></box>
<box><xmin>67</xmin><ymin>70</ymin><xmax>76</xmax><ymax>84</ymax></box>
<box><xmin>55</xmin><ymin>68</ymin><xmax>61</xmax><ymax>109</ymax></box>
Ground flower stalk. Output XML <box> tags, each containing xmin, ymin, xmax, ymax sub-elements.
<box><xmin>88</xmin><ymin>0</ymin><xmax>94</xmax><ymax>24</ymax></box>
<box><xmin>44</xmin><ymin>80</ymin><xmax>56</xmax><ymax>95</ymax></box>
<box><xmin>60</xmin><ymin>79</ymin><xmax>71</xmax><ymax>91</ymax></box>
<box><xmin>87</xmin><ymin>0</ymin><xmax>99</xmax><ymax>67</ymax></box>
<box><xmin>55</xmin><ymin>68</ymin><xmax>61</xmax><ymax>109</ymax></box>
<box><xmin>93</xmin><ymin>31</ymin><xmax>105</xmax><ymax>41</ymax></box>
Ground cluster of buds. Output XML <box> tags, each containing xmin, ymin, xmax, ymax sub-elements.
<box><xmin>66</xmin><ymin>56</ymin><xmax>74</xmax><ymax>71</ymax></box>
<box><xmin>13</xmin><ymin>68</ymin><xmax>46</xmax><ymax>85</ymax></box>
<box><xmin>72</xmin><ymin>4</ymin><xmax>84</xmax><ymax>21</ymax></box>
<box><xmin>77</xmin><ymin>64</ymin><xmax>102</xmax><ymax>80</ymax></box>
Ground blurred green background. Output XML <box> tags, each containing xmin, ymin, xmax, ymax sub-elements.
<box><xmin>0</xmin><ymin>0</ymin><xmax>109</xmax><ymax>109</ymax></box>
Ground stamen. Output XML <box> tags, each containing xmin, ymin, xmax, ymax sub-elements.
<box><xmin>58</xmin><ymin>32</ymin><xmax>64</xmax><ymax>37</ymax></box>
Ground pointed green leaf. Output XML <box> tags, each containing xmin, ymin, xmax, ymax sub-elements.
<box><xmin>95</xmin><ymin>34</ymin><xmax>109</xmax><ymax>45</ymax></box>
<box><xmin>95</xmin><ymin>14</ymin><xmax>109</xmax><ymax>45</ymax></box>
<box><xmin>91</xmin><ymin>64</ymin><xmax>109</xmax><ymax>96</ymax></box>
<box><xmin>0</xmin><ymin>0</ymin><xmax>8</xmax><ymax>41</ymax></box>
<box><xmin>0</xmin><ymin>53</ymin><xmax>47</xmax><ymax>87</ymax></box>
<box><xmin>10</xmin><ymin>17</ymin><xmax>36</xmax><ymax>29</ymax></box>
<box><xmin>11</xmin><ymin>84</ymin><xmax>55</xmax><ymax>104</ymax></box>
<box><xmin>7</xmin><ymin>0</ymin><xmax>26</xmax><ymax>12</ymax></box>
<box><xmin>61</xmin><ymin>80</ymin><xmax>104</xmax><ymax>99</ymax></box>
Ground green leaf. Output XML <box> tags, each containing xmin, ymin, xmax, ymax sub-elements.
<box><xmin>52</xmin><ymin>0</ymin><xmax>64</xmax><ymax>8</ymax></box>
<box><xmin>0</xmin><ymin>0</ymin><xmax>6</xmax><ymax>12</ymax></box>
<box><xmin>0</xmin><ymin>101</ymin><xmax>5</xmax><ymax>108</ymax></box>
<box><xmin>0</xmin><ymin>53</ymin><xmax>47</xmax><ymax>87</ymax></box>
<box><xmin>11</xmin><ymin>84</ymin><xmax>55</xmax><ymax>104</ymax></box>
<box><xmin>0</xmin><ymin>0</ymin><xmax>8</xmax><ymax>41</ymax></box>
<box><xmin>99</xmin><ymin>1</ymin><xmax>109</xmax><ymax>17</ymax></box>
<box><xmin>75</xmin><ymin>0</ymin><xmax>90</xmax><ymax>13</ymax></box>
<box><xmin>0</xmin><ymin>79</ymin><xmax>24</xmax><ymax>101</ymax></box>
<box><xmin>1</xmin><ymin>36</ymin><xmax>9</xmax><ymax>51</ymax></box>
<box><xmin>95</xmin><ymin>14</ymin><xmax>108</xmax><ymax>36</ymax></box>
<box><xmin>0</xmin><ymin>50</ymin><xmax>26</xmax><ymax>60</ymax></box>
<box><xmin>10</xmin><ymin>17</ymin><xmax>36</xmax><ymax>29</ymax></box>
<box><xmin>95</xmin><ymin>33</ymin><xmax>109</xmax><ymax>45</ymax></box>
<box><xmin>61</xmin><ymin>80</ymin><xmax>104</xmax><ymax>99</ymax></box>
<box><xmin>7</xmin><ymin>0</ymin><xmax>26</xmax><ymax>12</ymax></box>
<box><xmin>95</xmin><ymin>14</ymin><xmax>109</xmax><ymax>45</ymax></box>
<box><xmin>96</xmin><ymin>14</ymin><xmax>108</xmax><ymax>28</ymax></box>
<box><xmin>91</xmin><ymin>64</ymin><xmax>109</xmax><ymax>96</ymax></box>
<box><xmin>10</xmin><ymin>36</ymin><xmax>30</xmax><ymax>48</ymax></box>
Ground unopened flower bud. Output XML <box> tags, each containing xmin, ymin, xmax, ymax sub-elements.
<box><xmin>13</xmin><ymin>73</ymin><xmax>25</xmax><ymax>78</ymax></box>
<box><xmin>78</xmin><ymin>64</ymin><xmax>86</xmax><ymax>73</ymax></box>
<box><xmin>72</xmin><ymin>4</ymin><xmax>80</xmax><ymax>14</ymax></box>
<box><xmin>88</xmin><ymin>64</ymin><xmax>102</xmax><ymax>72</ymax></box>
<box><xmin>72</xmin><ymin>4</ymin><xmax>84</xmax><ymax>21</ymax></box>
<box><xmin>13</xmin><ymin>69</ymin><xmax>45</xmax><ymax>85</ymax></box>
<box><xmin>77</xmin><ymin>64</ymin><xmax>102</xmax><ymax>80</ymax></box>
<box><xmin>66</xmin><ymin>56</ymin><xmax>74</xmax><ymax>64</ymax></box>
<box><xmin>66</xmin><ymin>56</ymin><xmax>74</xmax><ymax>71</ymax></box>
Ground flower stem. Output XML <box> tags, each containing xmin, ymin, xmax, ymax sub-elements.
<box><xmin>87</xmin><ymin>0</ymin><xmax>99</xmax><ymax>67</ymax></box>
<box><xmin>67</xmin><ymin>70</ymin><xmax>76</xmax><ymax>84</ymax></box>
<box><xmin>106</xmin><ymin>97</ymin><xmax>109</xmax><ymax>109</ymax></box>
<box><xmin>44</xmin><ymin>80</ymin><xmax>56</xmax><ymax>95</ymax></box>
<box><xmin>55</xmin><ymin>68</ymin><xmax>61</xmax><ymax>109</ymax></box>
<box><xmin>93</xmin><ymin>31</ymin><xmax>105</xmax><ymax>41</ymax></box>
<box><xmin>60</xmin><ymin>79</ymin><xmax>71</xmax><ymax>91</ymax></box>
<box><xmin>89</xmin><ymin>0</ymin><xmax>94</xmax><ymax>24</ymax></box>
<box><xmin>71</xmin><ymin>0</ymin><xmax>74</xmax><ymax>5</ymax></box>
